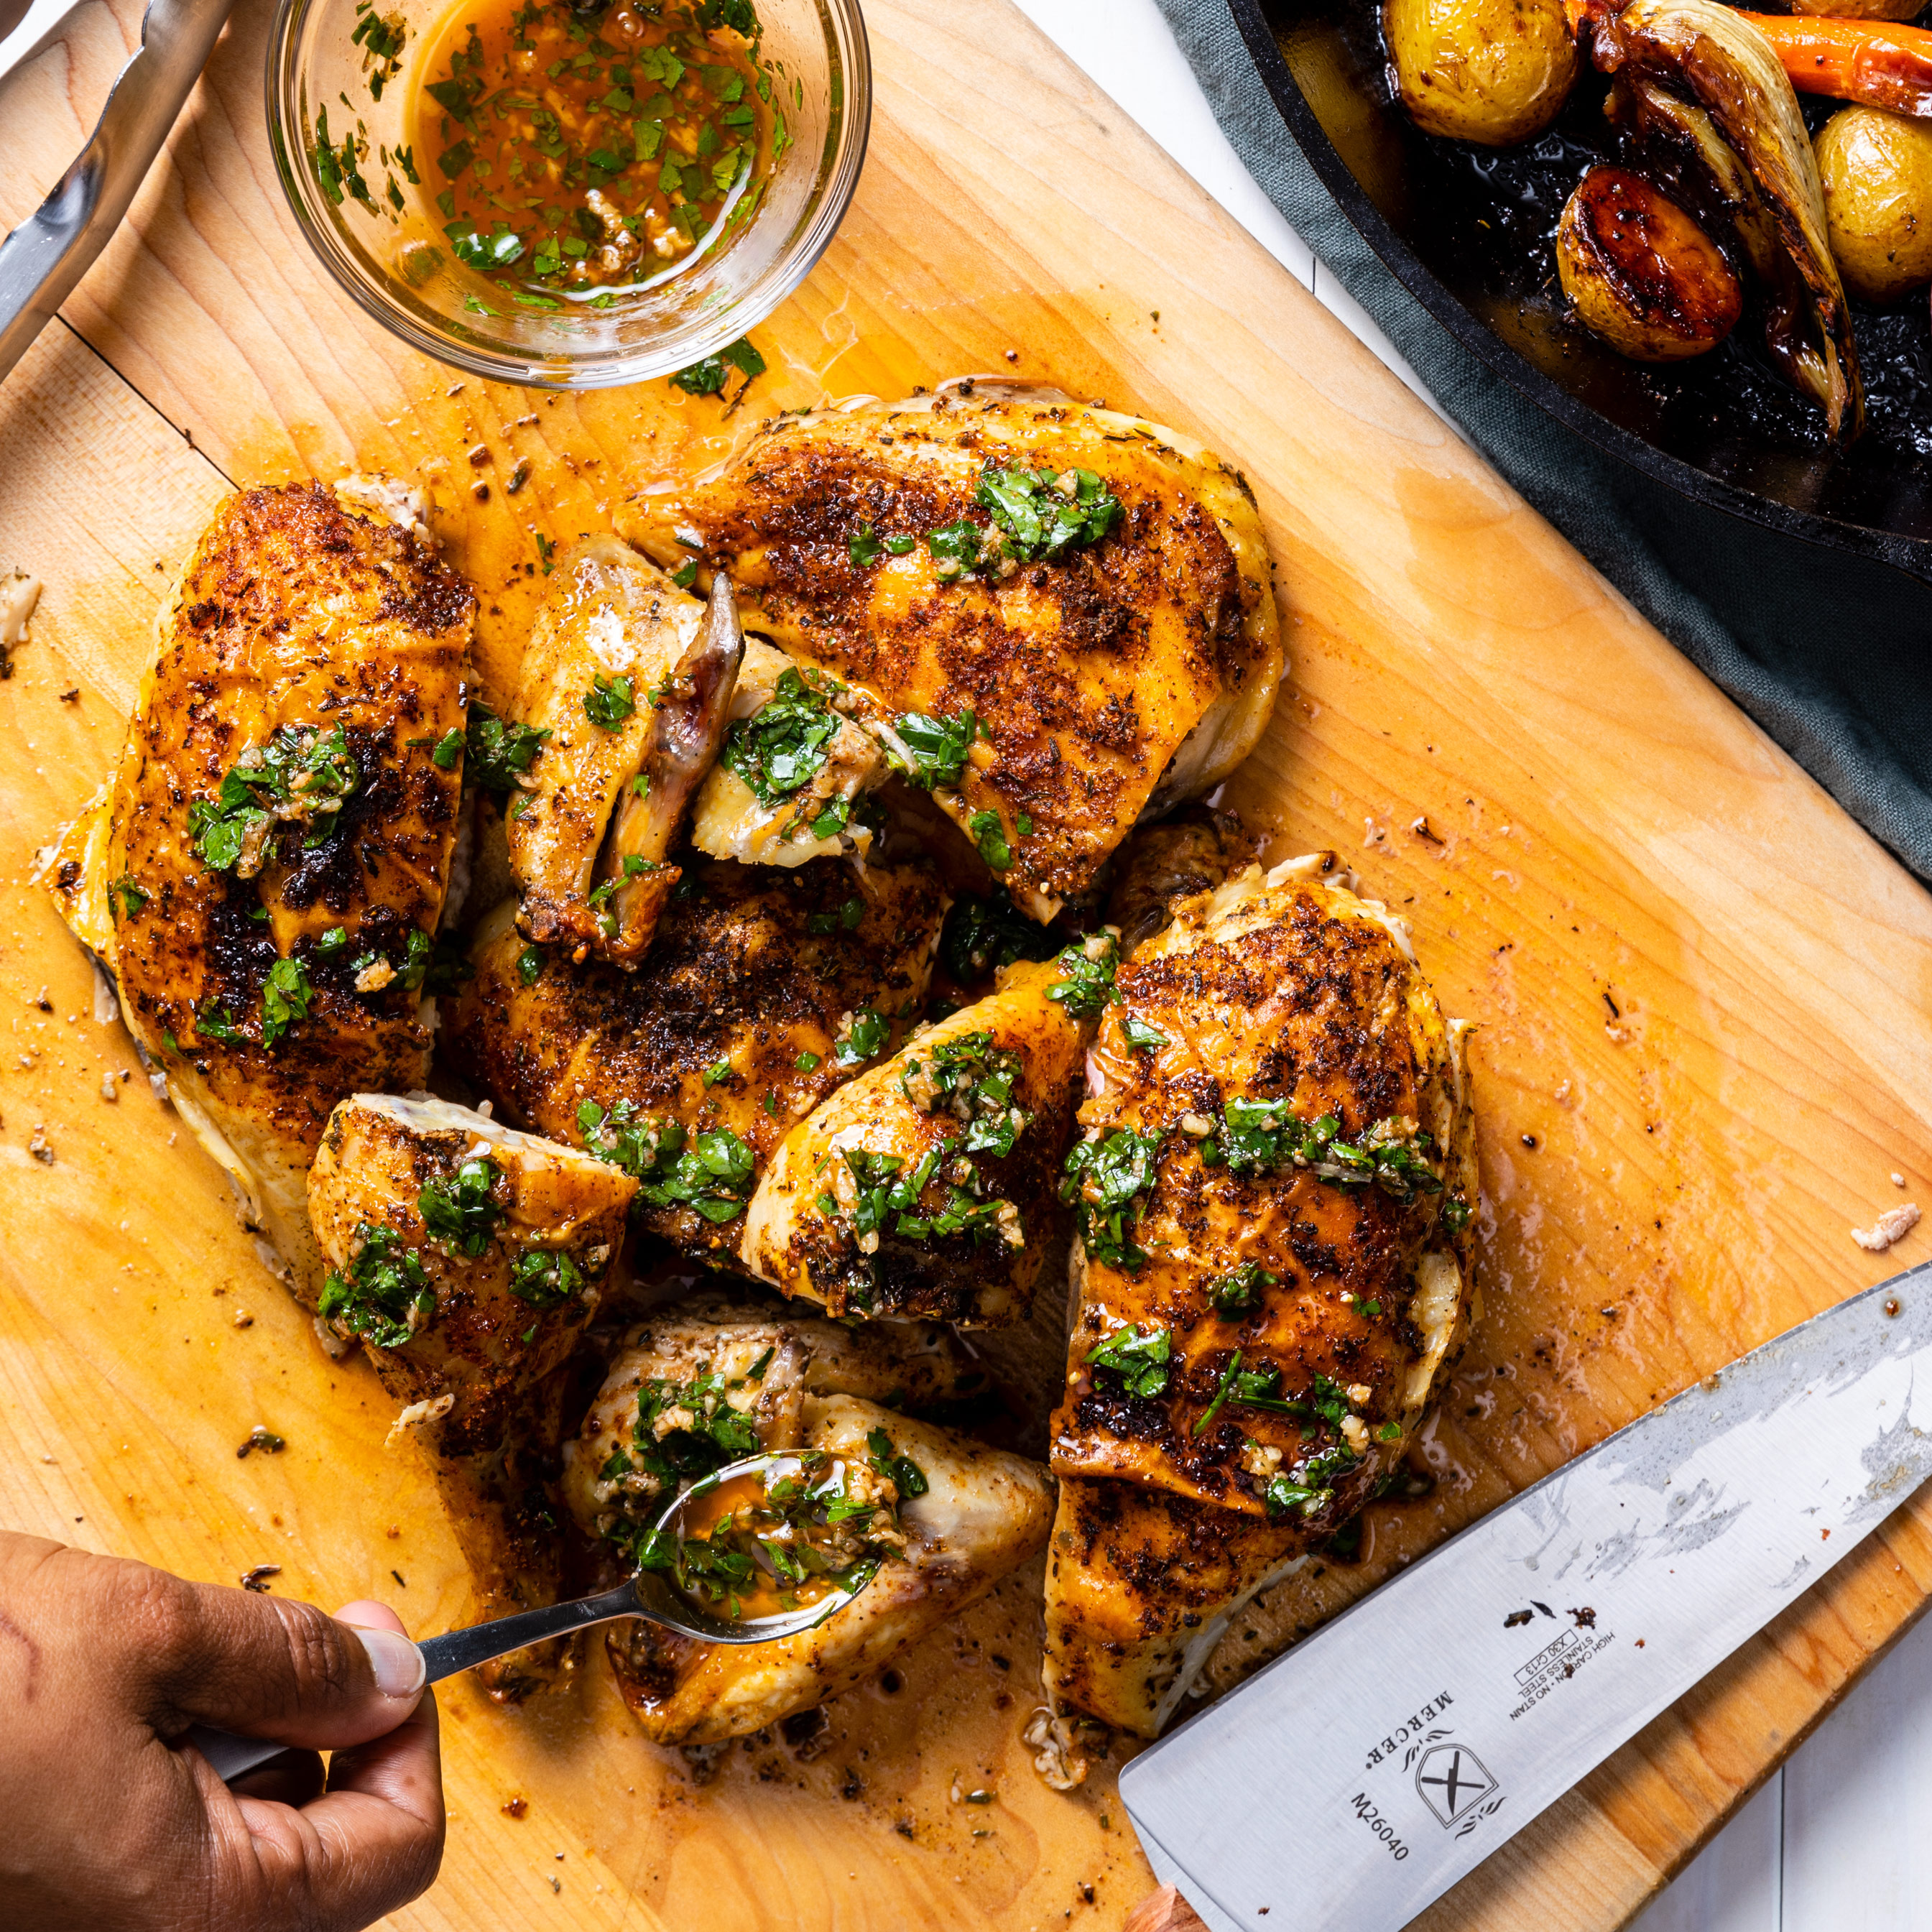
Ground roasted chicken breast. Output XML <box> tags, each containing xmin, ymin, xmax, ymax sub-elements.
<box><xmin>443</xmin><ymin>857</ymin><xmax>948</xmax><ymax>1260</ymax></box>
<box><xmin>741</xmin><ymin>951</ymin><xmax>1099</xmax><ymax>1324</ymax></box>
<box><xmin>563</xmin><ymin>1307</ymin><xmax>1050</xmax><ymax>1744</ymax></box>
<box><xmin>618</xmin><ymin>382</ymin><xmax>1283</xmax><ymax>920</ymax></box>
<box><xmin>503</xmin><ymin>537</ymin><xmax>742</xmax><ymax>962</ymax></box>
<box><xmin>1042</xmin><ymin>854</ymin><xmax>1477</xmax><ymax>1737</ymax></box>
<box><xmin>309</xmin><ymin>1091</ymin><xmax>636</xmax><ymax>1694</ymax></box>
<box><xmin>45</xmin><ymin>480</ymin><xmax>475</xmax><ymax>1298</ymax></box>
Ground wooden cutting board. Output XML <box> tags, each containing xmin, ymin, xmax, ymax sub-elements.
<box><xmin>3</xmin><ymin>3</ymin><xmax>1931</xmax><ymax>1928</ymax></box>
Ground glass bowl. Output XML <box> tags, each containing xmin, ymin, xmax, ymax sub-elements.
<box><xmin>265</xmin><ymin>0</ymin><xmax>869</xmax><ymax>388</ymax></box>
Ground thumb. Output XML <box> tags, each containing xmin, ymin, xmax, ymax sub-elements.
<box><xmin>130</xmin><ymin>1572</ymin><xmax>426</xmax><ymax>1752</ymax></box>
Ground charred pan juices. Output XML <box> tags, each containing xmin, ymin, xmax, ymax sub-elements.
<box><xmin>48</xmin><ymin>481</ymin><xmax>474</xmax><ymax>1297</ymax></box>
<box><xmin>618</xmin><ymin>383</ymin><xmax>1283</xmax><ymax>919</ymax></box>
<box><xmin>444</xmin><ymin>858</ymin><xmax>948</xmax><ymax>1258</ymax></box>
<box><xmin>1043</xmin><ymin>856</ymin><xmax>1478</xmax><ymax>1738</ymax></box>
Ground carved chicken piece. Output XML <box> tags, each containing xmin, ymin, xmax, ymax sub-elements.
<box><xmin>50</xmin><ymin>481</ymin><xmax>475</xmax><ymax>1300</ymax></box>
<box><xmin>504</xmin><ymin>536</ymin><xmax>742</xmax><ymax>962</ymax></box>
<box><xmin>1106</xmin><ymin>804</ymin><xmax>1261</xmax><ymax>958</ymax></box>
<box><xmin>1043</xmin><ymin>855</ymin><xmax>1478</xmax><ymax>1737</ymax></box>
<box><xmin>309</xmin><ymin>1091</ymin><xmax>636</xmax><ymax>1696</ymax></box>
<box><xmin>617</xmin><ymin>384</ymin><xmax>1283</xmax><ymax>920</ymax></box>
<box><xmin>687</xmin><ymin>638</ymin><xmax>893</xmax><ymax>867</ymax></box>
<box><xmin>443</xmin><ymin>856</ymin><xmax>948</xmax><ymax>1261</ymax></box>
<box><xmin>741</xmin><ymin>953</ymin><xmax>1092</xmax><ymax>1325</ymax></box>
<box><xmin>595</xmin><ymin>1385</ymin><xmax>1053</xmax><ymax>1747</ymax></box>
<box><xmin>559</xmin><ymin>1295</ymin><xmax>990</xmax><ymax>1537</ymax></box>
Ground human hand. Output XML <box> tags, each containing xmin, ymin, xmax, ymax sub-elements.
<box><xmin>0</xmin><ymin>1530</ymin><xmax>443</xmax><ymax>1931</ymax></box>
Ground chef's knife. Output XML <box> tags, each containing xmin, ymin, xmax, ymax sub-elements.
<box><xmin>1121</xmin><ymin>1258</ymin><xmax>1932</xmax><ymax>1932</ymax></box>
<box><xmin>0</xmin><ymin>0</ymin><xmax>236</xmax><ymax>386</ymax></box>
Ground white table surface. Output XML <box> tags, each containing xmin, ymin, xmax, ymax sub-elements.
<box><xmin>1009</xmin><ymin>4</ymin><xmax>1932</xmax><ymax>1928</ymax></box>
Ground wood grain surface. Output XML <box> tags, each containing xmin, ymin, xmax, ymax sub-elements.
<box><xmin>3</xmin><ymin>3</ymin><xmax>1931</xmax><ymax>1928</ymax></box>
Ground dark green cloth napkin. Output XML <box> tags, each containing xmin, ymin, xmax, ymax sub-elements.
<box><xmin>1155</xmin><ymin>0</ymin><xmax>1932</xmax><ymax>882</ymax></box>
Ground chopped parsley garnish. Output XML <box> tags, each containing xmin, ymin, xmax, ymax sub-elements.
<box><xmin>839</xmin><ymin>1144</ymin><xmax>1014</xmax><ymax>1247</ymax></box>
<box><xmin>188</xmin><ymin>725</ymin><xmax>360</xmax><ymax>872</ymax></box>
<box><xmin>849</xmin><ymin>522</ymin><xmax>884</xmax><ymax>568</ymax></box>
<box><xmin>517</xmin><ymin>945</ymin><xmax>545</xmax><ymax>986</ymax></box>
<box><xmin>318</xmin><ymin>1223</ymin><xmax>435</xmax><ymax>1349</ymax></box>
<box><xmin>670</xmin><ymin>336</ymin><xmax>766</xmax><ymax>397</ymax></box>
<box><xmin>833</xmin><ymin>1006</ymin><xmax>889</xmax><ymax>1066</ymax></box>
<box><xmin>260</xmin><ymin>957</ymin><xmax>314</xmax><ymax>1048</ymax></box>
<box><xmin>464</xmin><ymin>706</ymin><xmax>550</xmax><ymax>793</ymax></box>
<box><xmin>902</xmin><ymin>1030</ymin><xmax>1027</xmax><ymax>1158</ymax></box>
<box><xmin>703</xmin><ymin>1058</ymin><xmax>734</xmax><ymax>1087</ymax></box>
<box><xmin>635</xmin><ymin>1371</ymin><xmax>762</xmax><ymax>1477</ymax></box>
<box><xmin>927</xmin><ymin>519</ymin><xmax>986</xmax><ymax>576</ymax></box>
<box><xmin>108</xmin><ymin>874</ymin><xmax>149</xmax><ymax>921</ymax></box>
<box><xmin>194</xmin><ymin>1000</ymin><xmax>243</xmax><ymax>1045</ymax></box>
<box><xmin>1263</xmin><ymin>1443</ymin><xmax>1364</xmax><ymax>1520</ymax></box>
<box><xmin>795</xmin><ymin>1048</ymin><xmax>822</xmax><ymax>1071</ymax></box>
<box><xmin>969</xmin><ymin>810</ymin><xmax>1011</xmax><ymax>871</ymax></box>
<box><xmin>719</xmin><ymin>667</ymin><xmax>838</xmax><ymax>803</ymax></box>
<box><xmin>866</xmin><ymin>1425</ymin><xmax>929</xmax><ymax>1499</ymax></box>
<box><xmin>1208</xmin><ymin>1261</ymin><xmax>1279</xmax><ymax>1316</ymax></box>
<box><xmin>1122</xmin><ymin>1012</ymin><xmax>1167</xmax><ymax>1053</ymax></box>
<box><xmin>583</xmin><ymin>673</ymin><xmax>637</xmax><ymax>730</ymax></box>
<box><xmin>1193</xmin><ymin>1349</ymin><xmax>1244</xmax><ymax>1435</ymax></box>
<box><xmin>976</xmin><ymin>463</ymin><xmax>1122</xmax><ymax>561</ymax></box>
<box><xmin>1211</xmin><ymin>1103</ymin><xmax>1443</xmax><ymax>1203</ymax></box>
<box><xmin>508</xmin><ymin>1246</ymin><xmax>584</xmax><ymax>1310</ymax></box>
<box><xmin>428</xmin><ymin>726</ymin><xmax>465</xmax><ymax>769</ymax></box>
<box><xmin>1442</xmin><ymin>1193</ymin><xmax>1473</xmax><ymax>1234</ymax></box>
<box><xmin>1060</xmin><ymin>1127</ymin><xmax>1163</xmax><ymax>1270</ymax></box>
<box><xmin>940</xmin><ymin>889</ymin><xmax>1058</xmax><ymax>982</ymax></box>
<box><xmin>1046</xmin><ymin>931</ymin><xmax>1121</xmax><ymax>1019</ymax></box>
<box><xmin>578</xmin><ymin>1098</ymin><xmax>755</xmax><ymax>1224</ymax></box>
<box><xmin>1084</xmin><ymin>1322</ymin><xmax>1172</xmax><ymax>1399</ymax></box>
<box><xmin>892</xmin><ymin>708</ymin><xmax>985</xmax><ymax>791</ymax></box>
<box><xmin>418</xmin><ymin>1155</ymin><xmax>502</xmax><ymax>1256</ymax></box>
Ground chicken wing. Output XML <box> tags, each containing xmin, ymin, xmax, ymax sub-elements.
<box><xmin>1042</xmin><ymin>854</ymin><xmax>1478</xmax><ymax>1737</ymax></box>
<box><xmin>308</xmin><ymin>1091</ymin><xmax>636</xmax><ymax>1695</ymax></box>
<box><xmin>47</xmin><ymin>481</ymin><xmax>476</xmax><ymax>1299</ymax></box>
<box><xmin>571</xmin><ymin>1305</ymin><xmax>1058</xmax><ymax>1746</ymax></box>
<box><xmin>617</xmin><ymin>382</ymin><xmax>1283</xmax><ymax>920</ymax></box>
<box><xmin>504</xmin><ymin>537</ymin><xmax>742</xmax><ymax>962</ymax></box>
<box><xmin>443</xmin><ymin>856</ymin><xmax>948</xmax><ymax>1261</ymax></box>
<box><xmin>741</xmin><ymin>951</ymin><xmax>1094</xmax><ymax>1325</ymax></box>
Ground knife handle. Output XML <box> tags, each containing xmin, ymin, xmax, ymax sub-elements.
<box><xmin>1122</xmin><ymin>1885</ymin><xmax>1209</xmax><ymax>1932</ymax></box>
<box><xmin>0</xmin><ymin>0</ymin><xmax>236</xmax><ymax>385</ymax></box>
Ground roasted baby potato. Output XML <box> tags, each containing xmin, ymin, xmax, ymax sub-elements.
<box><xmin>1385</xmin><ymin>0</ymin><xmax>1579</xmax><ymax>144</ymax></box>
<box><xmin>1816</xmin><ymin>105</ymin><xmax>1932</xmax><ymax>302</ymax></box>
<box><xmin>1558</xmin><ymin>165</ymin><xmax>1743</xmax><ymax>359</ymax></box>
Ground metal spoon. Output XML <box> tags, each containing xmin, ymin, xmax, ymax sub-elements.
<box><xmin>185</xmin><ymin>1451</ymin><xmax>872</xmax><ymax>1783</ymax></box>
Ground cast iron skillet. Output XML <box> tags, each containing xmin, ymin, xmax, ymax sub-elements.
<box><xmin>1229</xmin><ymin>0</ymin><xmax>1932</xmax><ymax>581</ymax></box>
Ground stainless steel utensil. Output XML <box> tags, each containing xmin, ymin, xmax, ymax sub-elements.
<box><xmin>184</xmin><ymin>1451</ymin><xmax>875</xmax><ymax>1784</ymax></box>
<box><xmin>0</xmin><ymin>0</ymin><xmax>236</xmax><ymax>385</ymax></box>
<box><xmin>1121</xmin><ymin>1257</ymin><xmax>1932</xmax><ymax>1932</ymax></box>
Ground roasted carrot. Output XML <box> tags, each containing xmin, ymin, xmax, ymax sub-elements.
<box><xmin>1734</xmin><ymin>13</ymin><xmax>1932</xmax><ymax>116</ymax></box>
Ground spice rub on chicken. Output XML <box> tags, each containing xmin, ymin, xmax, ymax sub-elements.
<box><xmin>443</xmin><ymin>856</ymin><xmax>948</xmax><ymax>1261</ymax></box>
<box><xmin>45</xmin><ymin>480</ymin><xmax>476</xmax><ymax>1298</ymax></box>
<box><xmin>563</xmin><ymin>1303</ymin><xmax>1052</xmax><ymax>1744</ymax></box>
<box><xmin>741</xmin><ymin>947</ymin><xmax>1103</xmax><ymax>1326</ymax></box>
<box><xmin>616</xmin><ymin>382</ymin><xmax>1283</xmax><ymax>922</ymax></box>
<box><xmin>308</xmin><ymin>1091</ymin><xmax>636</xmax><ymax>1695</ymax></box>
<box><xmin>1042</xmin><ymin>853</ymin><xmax>1478</xmax><ymax>1738</ymax></box>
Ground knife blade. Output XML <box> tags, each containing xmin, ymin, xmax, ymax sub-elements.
<box><xmin>0</xmin><ymin>0</ymin><xmax>236</xmax><ymax>386</ymax></box>
<box><xmin>1119</xmin><ymin>1258</ymin><xmax>1932</xmax><ymax>1932</ymax></box>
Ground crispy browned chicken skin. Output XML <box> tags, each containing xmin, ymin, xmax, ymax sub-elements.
<box><xmin>48</xmin><ymin>481</ymin><xmax>475</xmax><ymax>1298</ymax></box>
<box><xmin>618</xmin><ymin>384</ymin><xmax>1282</xmax><ymax>920</ymax></box>
<box><xmin>443</xmin><ymin>858</ymin><xmax>948</xmax><ymax>1260</ymax></box>
<box><xmin>1043</xmin><ymin>854</ymin><xmax>1477</xmax><ymax>1739</ymax></box>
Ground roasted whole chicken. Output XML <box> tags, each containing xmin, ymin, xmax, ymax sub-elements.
<box><xmin>618</xmin><ymin>384</ymin><xmax>1282</xmax><ymax>920</ymax></box>
<box><xmin>563</xmin><ymin>1301</ymin><xmax>1053</xmax><ymax>1743</ymax></box>
<box><xmin>1042</xmin><ymin>853</ymin><xmax>1477</xmax><ymax>1737</ymax></box>
<box><xmin>44</xmin><ymin>383</ymin><xmax>1484</xmax><ymax>1786</ymax></box>
<box><xmin>43</xmin><ymin>479</ymin><xmax>475</xmax><ymax>1296</ymax></box>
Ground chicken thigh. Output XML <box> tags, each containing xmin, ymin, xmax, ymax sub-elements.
<box><xmin>617</xmin><ymin>383</ymin><xmax>1283</xmax><ymax>920</ymax></box>
<box><xmin>443</xmin><ymin>856</ymin><xmax>948</xmax><ymax>1260</ymax></box>
<box><xmin>45</xmin><ymin>480</ymin><xmax>475</xmax><ymax>1299</ymax></box>
<box><xmin>1042</xmin><ymin>854</ymin><xmax>1478</xmax><ymax>1737</ymax></box>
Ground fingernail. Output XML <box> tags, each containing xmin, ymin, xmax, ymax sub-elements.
<box><xmin>351</xmin><ymin>1625</ymin><xmax>426</xmax><ymax>1700</ymax></box>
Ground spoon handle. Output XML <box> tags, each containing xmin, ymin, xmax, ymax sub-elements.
<box><xmin>181</xmin><ymin>1581</ymin><xmax>642</xmax><ymax>1786</ymax></box>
